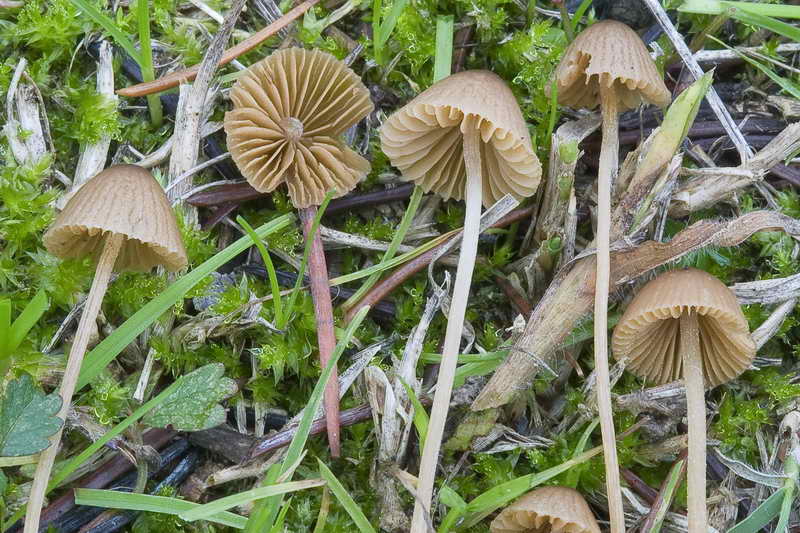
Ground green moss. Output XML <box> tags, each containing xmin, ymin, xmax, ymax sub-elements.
<box><xmin>713</xmin><ymin>394</ymin><xmax>770</xmax><ymax>463</ymax></box>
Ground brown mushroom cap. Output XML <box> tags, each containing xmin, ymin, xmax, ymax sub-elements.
<box><xmin>552</xmin><ymin>20</ymin><xmax>670</xmax><ymax>111</ymax></box>
<box><xmin>490</xmin><ymin>486</ymin><xmax>602</xmax><ymax>533</ymax></box>
<box><xmin>612</xmin><ymin>268</ymin><xmax>756</xmax><ymax>387</ymax></box>
<box><xmin>43</xmin><ymin>165</ymin><xmax>187</xmax><ymax>272</ymax></box>
<box><xmin>224</xmin><ymin>47</ymin><xmax>374</xmax><ymax>208</ymax></box>
<box><xmin>379</xmin><ymin>70</ymin><xmax>541</xmax><ymax>207</ymax></box>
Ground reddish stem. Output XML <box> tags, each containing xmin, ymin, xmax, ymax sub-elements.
<box><xmin>299</xmin><ymin>206</ymin><xmax>341</xmax><ymax>457</ymax></box>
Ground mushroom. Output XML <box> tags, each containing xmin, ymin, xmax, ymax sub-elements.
<box><xmin>490</xmin><ymin>486</ymin><xmax>602</xmax><ymax>533</ymax></box>
<box><xmin>549</xmin><ymin>20</ymin><xmax>671</xmax><ymax>532</ymax></box>
<box><xmin>25</xmin><ymin>165</ymin><xmax>187</xmax><ymax>532</ymax></box>
<box><xmin>612</xmin><ymin>268</ymin><xmax>756</xmax><ymax>532</ymax></box>
<box><xmin>380</xmin><ymin>70</ymin><xmax>542</xmax><ymax>531</ymax></box>
<box><xmin>224</xmin><ymin>47</ymin><xmax>373</xmax><ymax>456</ymax></box>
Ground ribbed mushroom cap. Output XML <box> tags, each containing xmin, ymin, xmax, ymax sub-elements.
<box><xmin>612</xmin><ymin>268</ymin><xmax>756</xmax><ymax>387</ymax></box>
<box><xmin>380</xmin><ymin>70</ymin><xmax>541</xmax><ymax>207</ymax></box>
<box><xmin>552</xmin><ymin>20</ymin><xmax>670</xmax><ymax>111</ymax></box>
<box><xmin>224</xmin><ymin>47</ymin><xmax>374</xmax><ymax>208</ymax></box>
<box><xmin>490</xmin><ymin>486</ymin><xmax>602</xmax><ymax>533</ymax></box>
<box><xmin>43</xmin><ymin>165</ymin><xmax>187</xmax><ymax>272</ymax></box>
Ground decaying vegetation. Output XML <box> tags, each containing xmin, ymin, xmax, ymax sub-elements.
<box><xmin>1</xmin><ymin>0</ymin><xmax>800</xmax><ymax>531</ymax></box>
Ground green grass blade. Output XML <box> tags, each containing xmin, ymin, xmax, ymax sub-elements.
<box><xmin>725</xmin><ymin>7</ymin><xmax>800</xmax><ymax>44</ymax></box>
<box><xmin>67</xmin><ymin>0</ymin><xmax>143</xmax><ymax>65</ymax></box>
<box><xmin>74</xmin><ymin>489</ymin><xmax>247</xmax><ymax>528</ymax></box>
<box><xmin>709</xmin><ymin>36</ymin><xmax>800</xmax><ymax>100</ymax></box>
<box><xmin>680</xmin><ymin>0</ymin><xmax>800</xmax><ymax>18</ymax></box>
<box><xmin>238</xmin><ymin>215</ymin><xmax>284</xmax><ymax>326</ymax></box>
<box><xmin>318</xmin><ymin>460</ymin><xmax>376</xmax><ymax>533</ymax></box>
<box><xmin>8</xmin><ymin>290</ymin><xmax>47</xmax><ymax>353</ymax></box>
<box><xmin>136</xmin><ymin>0</ymin><xmax>162</xmax><ymax>126</ymax></box>
<box><xmin>433</xmin><ymin>15</ymin><xmax>454</xmax><ymax>83</ymax></box>
<box><xmin>728</xmin><ymin>488</ymin><xmax>786</xmax><ymax>533</ymax></box>
<box><xmin>647</xmin><ymin>456</ymin><xmax>686</xmax><ymax>533</ymax></box>
<box><xmin>180</xmin><ymin>480</ymin><xmax>325</xmax><ymax>521</ymax></box>
<box><xmin>570</xmin><ymin>0</ymin><xmax>593</xmax><ymax>31</ymax></box>
<box><xmin>245</xmin><ymin>305</ymin><xmax>371</xmax><ymax>531</ymax></box>
<box><xmin>564</xmin><ymin>419</ymin><xmax>600</xmax><ymax>488</ymax></box>
<box><xmin>341</xmin><ymin>185</ymin><xmax>424</xmax><ymax>313</ymax></box>
<box><xmin>77</xmin><ymin>214</ymin><xmax>294</xmax><ymax>390</ymax></box>
<box><xmin>0</xmin><ymin>300</ymin><xmax>10</xmax><ymax>359</ymax></box>
<box><xmin>375</xmin><ymin>0</ymin><xmax>409</xmax><ymax>48</ymax></box>
<box><xmin>399</xmin><ymin>376</ymin><xmax>428</xmax><ymax>444</ymax></box>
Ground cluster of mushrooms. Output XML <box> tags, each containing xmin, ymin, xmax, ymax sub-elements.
<box><xmin>25</xmin><ymin>17</ymin><xmax>762</xmax><ymax>533</ymax></box>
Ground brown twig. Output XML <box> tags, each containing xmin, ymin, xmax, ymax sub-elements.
<box><xmin>343</xmin><ymin>206</ymin><xmax>535</xmax><ymax>323</ymax></box>
<box><xmin>494</xmin><ymin>275</ymin><xmax>532</xmax><ymax>319</ymax></box>
<box><xmin>116</xmin><ymin>0</ymin><xmax>321</xmax><ymax>97</ymax></box>
<box><xmin>299</xmin><ymin>206</ymin><xmax>341</xmax><ymax>457</ymax></box>
<box><xmin>621</xmin><ymin>467</ymin><xmax>659</xmax><ymax>506</ymax></box>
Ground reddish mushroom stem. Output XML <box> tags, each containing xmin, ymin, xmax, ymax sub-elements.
<box><xmin>680</xmin><ymin>311</ymin><xmax>707</xmax><ymax>532</ymax></box>
<box><xmin>299</xmin><ymin>207</ymin><xmax>341</xmax><ymax>457</ymax></box>
<box><xmin>411</xmin><ymin>125</ymin><xmax>483</xmax><ymax>532</ymax></box>
<box><xmin>25</xmin><ymin>233</ymin><xmax>124</xmax><ymax>533</ymax></box>
<box><xmin>596</xmin><ymin>83</ymin><xmax>625</xmax><ymax>533</ymax></box>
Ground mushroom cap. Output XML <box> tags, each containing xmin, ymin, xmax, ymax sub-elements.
<box><xmin>490</xmin><ymin>486</ymin><xmax>601</xmax><ymax>533</ymax></box>
<box><xmin>43</xmin><ymin>165</ymin><xmax>187</xmax><ymax>272</ymax></box>
<box><xmin>552</xmin><ymin>20</ymin><xmax>670</xmax><ymax>111</ymax></box>
<box><xmin>224</xmin><ymin>47</ymin><xmax>374</xmax><ymax>208</ymax></box>
<box><xmin>379</xmin><ymin>70</ymin><xmax>542</xmax><ymax>207</ymax></box>
<box><xmin>612</xmin><ymin>268</ymin><xmax>756</xmax><ymax>387</ymax></box>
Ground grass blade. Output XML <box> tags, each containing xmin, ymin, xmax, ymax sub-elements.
<box><xmin>680</xmin><ymin>0</ymin><xmax>800</xmax><ymax>18</ymax></box>
<box><xmin>728</xmin><ymin>488</ymin><xmax>786</xmax><ymax>533</ymax></box>
<box><xmin>399</xmin><ymin>376</ymin><xmax>428</xmax><ymax>444</ymax></box>
<box><xmin>67</xmin><ymin>0</ymin><xmax>143</xmax><ymax>64</ymax></box>
<box><xmin>317</xmin><ymin>460</ymin><xmax>376</xmax><ymax>533</ymax></box>
<box><xmin>245</xmin><ymin>305</ymin><xmax>371</xmax><ymax>531</ymax></box>
<box><xmin>136</xmin><ymin>0</ymin><xmax>162</xmax><ymax>126</ymax></box>
<box><xmin>75</xmin><ymin>489</ymin><xmax>247</xmax><ymax>528</ymax></box>
<box><xmin>8</xmin><ymin>290</ymin><xmax>47</xmax><ymax>352</ymax></box>
<box><xmin>77</xmin><ymin>214</ymin><xmax>294</xmax><ymax>390</ymax></box>
<box><xmin>238</xmin><ymin>215</ymin><xmax>284</xmax><ymax>326</ymax></box>
<box><xmin>180</xmin><ymin>480</ymin><xmax>325</xmax><ymax>521</ymax></box>
<box><xmin>433</xmin><ymin>16</ymin><xmax>454</xmax><ymax>83</ymax></box>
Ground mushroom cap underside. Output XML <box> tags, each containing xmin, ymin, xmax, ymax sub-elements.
<box><xmin>224</xmin><ymin>47</ymin><xmax>374</xmax><ymax>208</ymax></box>
<box><xmin>490</xmin><ymin>486</ymin><xmax>602</xmax><ymax>533</ymax></box>
<box><xmin>43</xmin><ymin>165</ymin><xmax>187</xmax><ymax>272</ymax></box>
<box><xmin>552</xmin><ymin>19</ymin><xmax>671</xmax><ymax>111</ymax></box>
<box><xmin>380</xmin><ymin>70</ymin><xmax>542</xmax><ymax>207</ymax></box>
<box><xmin>612</xmin><ymin>268</ymin><xmax>756</xmax><ymax>387</ymax></box>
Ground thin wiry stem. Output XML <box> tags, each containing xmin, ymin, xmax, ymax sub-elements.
<box><xmin>681</xmin><ymin>312</ymin><xmax>708</xmax><ymax>532</ymax></box>
<box><xmin>410</xmin><ymin>125</ymin><xmax>482</xmax><ymax>532</ymax></box>
<box><xmin>597</xmin><ymin>83</ymin><xmax>624</xmax><ymax>533</ymax></box>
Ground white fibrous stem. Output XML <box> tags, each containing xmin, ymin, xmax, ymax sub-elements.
<box><xmin>681</xmin><ymin>311</ymin><xmax>708</xmax><ymax>532</ymax></box>
<box><xmin>596</xmin><ymin>83</ymin><xmax>624</xmax><ymax>533</ymax></box>
<box><xmin>24</xmin><ymin>232</ymin><xmax>123</xmax><ymax>533</ymax></box>
<box><xmin>410</xmin><ymin>124</ymin><xmax>483</xmax><ymax>533</ymax></box>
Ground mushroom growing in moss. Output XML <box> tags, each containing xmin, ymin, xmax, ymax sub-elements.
<box><xmin>612</xmin><ymin>268</ymin><xmax>756</xmax><ymax>533</ymax></box>
<box><xmin>491</xmin><ymin>486</ymin><xmax>601</xmax><ymax>533</ymax></box>
<box><xmin>25</xmin><ymin>165</ymin><xmax>187</xmax><ymax>533</ymax></box>
<box><xmin>549</xmin><ymin>20</ymin><xmax>671</xmax><ymax>533</ymax></box>
<box><xmin>381</xmin><ymin>70</ymin><xmax>541</xmax><ymax>532</ymax></box>
<box><xmin>224</xmin><ymin>47</ymin><xmax>373</xmax><ymax>456</ymax></box>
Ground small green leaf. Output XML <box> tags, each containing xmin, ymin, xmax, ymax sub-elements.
<box><xmin>143</xmin><ymin>363</ymin><xmax>237</xmax><ymax>431</ymax></box>
<box><xmin>0</xmin><ymin>374</ymin><xmax>62</xmax><ymax>457</ymax></box>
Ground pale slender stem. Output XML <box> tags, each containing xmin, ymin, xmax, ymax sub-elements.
<box><xmin>299</xmin><ymin>207</ymin><xmax>341</xmax><ymax>457</ymax></box>
<box><xmin>597</xmin><ymin>84</ymin><xmax>625</xmax><ymax>533</ymax></box>
<box><xmin>681</xmin><ymin>312</ymin><xmax>708</xmax><ymax>533</ymax></box>
<box><xmin>410</xmin><ymin>126</ymin><xmax>482</xmax><ymax>533</ymax></box>
<box><xmin>24</xmin><ymin>232</ymin><xmax>123</xmax><ymax>533</ymax></box>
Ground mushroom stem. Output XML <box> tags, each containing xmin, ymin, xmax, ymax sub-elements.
<box><xmin>299</xmin><ymin>207</ymin><xmax>341</xmax><ymax>457</ymax></box>
<box><xmin>680</xmin><ymin>311</ymin><xmax>707</xmax><ymax>532</ymax></box>
<box><xmin>596</xmin><ymin>82</ymin><xmax>625</xmax><ymax>533</ymax></box>
<box><xmin>411</xmin><ymin>125</ymin><xmax>483</xmax><ymax>533</ymax></box>
<box><xmin>24</xmin><ymin>232</ymin><xmax>124</xmax><ymax>533</ymax></box>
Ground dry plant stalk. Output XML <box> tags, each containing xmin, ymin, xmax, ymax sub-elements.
<box><xmin>5</xmin><ymin>58</ymin><xmax>49</xmax><ymax>166</ymax></box>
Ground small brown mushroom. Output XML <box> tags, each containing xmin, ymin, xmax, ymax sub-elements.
<box><xmin>380</xmin><ymin>70</ymin><xmax>541</xmax><ymax>532</ymax></box>
<box><xmin>224</xmin><ymin>47</ymin><xmax>374</xmax><ymax>208</ymax></box>
<box><xmin>612</xmin><ymin>268</ymin><xmax>756</xmax><ymax>533</ymax></box>
<box><xmin>224</xmin><ymin>47</ymin><xmax>373</xmax><ymax>457</ymax></box>
<box><xmin>549</xmin><ymin>21</ymin><xmax>671</xmax><ymax>533</ymax></box>
<box><xmin>490</xmin><ymin>486</ymin><xmax>602</xmax><ymax>533</ymax></box>
<box><xmin>25</xmin><ymin>165</ymin><xmax>187</xmax><ymax>532</ymax></box>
